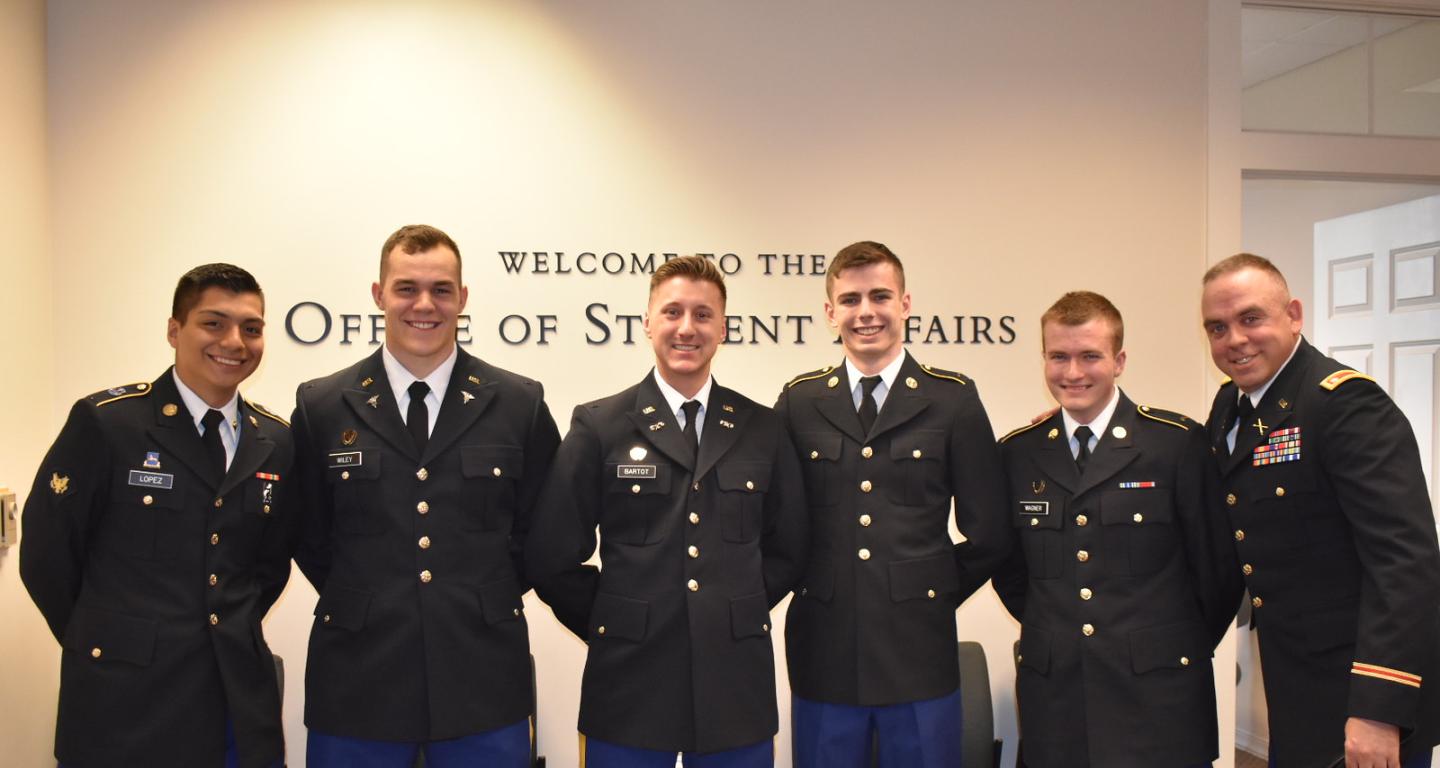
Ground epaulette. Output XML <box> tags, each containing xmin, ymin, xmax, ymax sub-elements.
<box><xmin>1319</xmin><ymin>369</ymin><xmax>1374</xmax><ymax>391</ymax></box>
<box><xmin>999</xmin><ymin>420</ymin><xmax>1048</xmax><ymax>444</ymax></box>
<box><xmin>1219</xmin><ymin>376</ymin><xmax>1232</xmax><ymax>386</ymax></box>
<box><xmin>1137</xmin><ymin>404</ymin><xmax>1191</xmax><ymax>431</ymax></box>
<box><xmin>247</xmin><ymin>400</ymin><xmax>290</xmax><ymax>428</ymax></box>
<box><xmin>89</xmin><ymin>381</ymin><xmax>153</xmax><ymax>407</ymax></box>
<box><xmin>785</xmin><ymin>365</ymin><xmax>836</xmax><ymax>390</ymax></box>
<box><xmin>920</xmin><ymin>365</ymin><xmax>969</xmax><ymax>385</ymax></box>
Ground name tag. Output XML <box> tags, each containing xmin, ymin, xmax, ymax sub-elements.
<box><xmin>328</xmin><ymin>451</ymin><xmax>362</xmax><ymax>468</ymax></box>
<box><xmin>128</xmin><ymin>470</ymin><xmax>174</xmax><ymax>490</ymax></box>
<box><xmin>1019</xmin><ymin>501</ymin><xmax>1049</xmax><ymax>516</ymax></box>
<box><xmin>617</xmin><ymin>464</ymin><xmax>657</xmax><ymax>479</ymax></box>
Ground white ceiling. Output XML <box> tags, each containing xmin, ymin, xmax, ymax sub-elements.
<box><xmin>1241</xmin><ymin>6</ymin><xmax>1420</xmax><ymax>87</ymax></box>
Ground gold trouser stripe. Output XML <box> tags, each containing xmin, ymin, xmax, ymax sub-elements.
<box><xmin>579</xmin><ymin>732</ymin><xmax>586</xmax><ymax>767</ymax></box>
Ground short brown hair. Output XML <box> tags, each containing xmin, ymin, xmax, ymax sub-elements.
<box><xmin>650</xmin><ymin>255</ymin><xmax>727</xmax><ymax>305</ymax></box>
<box><xmin>172</xmin><ymin>263</ymin><xmax>263</xmax><ymax>322</ymax></box>
<box><xmin>826</xmin><ymin>241</ymin><xmax>905</xmax><ymax>297</ymax></box>
<box><xmin>380</xmin><ymin>225</ymin><xmax>462</xmax><ymax>281</ymax></box>
<box><xmin>1203</xmin><ymin>252</ymin><xmax>1288</xmax><ymax>290</ymax></box>
<box><xmin>1041</xmin><ymin>291</ymin><xmax>1124</xmax><ymax>353</ymax></box>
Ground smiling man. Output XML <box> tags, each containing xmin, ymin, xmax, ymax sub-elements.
<box><xmin>990</xmin><ymin>291</ymin><xmax>1240</xmax><ymax>767</ymax></box>
<box><xmin>776</xmin><ymin>241</ymin><xmax>1010</xmax><ymax>768</ymax></box>
<box><xmin>526</xmin><ymin>255</ymin><xmax>807</xmax><ymax>767</ymax></box>
<box><xmin>22</xmin><ymin>263</ymin><xmax>294</xmax><ymax>768</ymax></box>
<box><xmin>291</xmin><ymin>225</ymin><xmax>560</xmax><ymax>767</ymax></box>
<box><xmin>1201</xmin><ymin>253</ymin><xmax>1440</xmax><ymax>768</ymax></box>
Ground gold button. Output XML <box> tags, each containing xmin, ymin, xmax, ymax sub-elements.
<box><xmin>688</xmin><ymin>545</ymin><xmax>699</xmax><ymax>558</ymax></box>
<box><xmin>692</xmin><ymin>481</ymin><xmax>701</xmax><ymax>492</ymax></box>
<box><xmin>1242</xmin><ymin>564</ymin><xmax>1253</xmax><ymax>576</ymax></box>
<box><xmin>1076</xmin><ymin>514</ymin><xmax>1088</xmax><ymax>527</ymax></box>
<box><xmin>262</xmin><ymin>504</ymin><xmax>271</xmax><ymax>514</ymax></box>
<box><xmin>810</xmin><ymin>450</ymin><xmax>820</xmax><ymax>460</ymax></box>
<box><xmin>1133</xmin><ymin>513</ymin><xmax>1144</xmax><ymax>523</ymax></box>
<box><xmin>209</xmin><ymin>613</ymin><xmax>219</xmax><ymax>626</ymax></box>
<box><xmin>1274</xmin><ymin>486</ymin><xmax>1285</xmax><ymax>497</ymax></box>
<box><xmin>861</xmin><ymin>446</ymin><xmax>873</xmax><ymax>459</ymax></box>
<box><xmin>493</xmin><ymin>467</ymin><xmax>503</xmax><ymax>477</ymax></box>
<box><xmin>213</xmin><ymin>498</ymin><xmax>223</xmax><ymax>508</ymax></box>
<box><xmin>417</xmin><ymin>501</ymin><xmax>430</xmax><ymax>514</ymax></box>
<box><xmin>689</xmin><ymin>512</ymin><xmax>700</xmax><ymax>525</ymax></box>
<box><xmin>416</xmin><ymin>468</ymin><xmax>429</xmax><ymax>481</ymax></box>
<box><xmin>513</xmin><ymin>608</ymin><xmax>520</xmax><ymax>616</ymax></box>
<box><xmin>926</xmin><ymin>589</ymin><xmax>936</xmax><ymax>599</ymax></box>
<box><xmin>1180</xmin><ymin>656</ymin><xmax>1191</xmax><ymax>666</ymax></box>
<box><xmin>208</xmin><ymin>574</ymin><xmax>218</xmax><ymax>587</ymax></box>
<box><xmin>420</xmin><ymin>570</ymin><xmax>433</xmax><ymax>583</ymax></box>
<box><xmin>1234</xmin><ymin>529</ymin><xmax>1245</xmax><ymax>542</ymax></box>
<box><xmin>860</xmin><ymin>480</ymin><xmax>872</xmax><ymax>493</ymax></box>
<box><xmin>341</xmin><ymin>470</ymin><xmax>351</xmax><ymax>480</ymax></box>
<box><xmin>912</xmin><ymin>449</ymin><xmax>922</xmax><ymax>459</ymax></box>
<box><xmin>91</xmin><ymin>647</ymin><xmax>102</xmax><ymax>659</ymax></box>
<box><xmin>597</xmin><ymin>626</ymin><xmax>606</xmax><ymax>635</ymax></box>
<box><xmin>1082</xmin><ymin>623</ymin><xmax>1095</xmax><ymax>637</ymax></box>
<box><xmin>1029</xmin><ymin>518</ymin><xmax>1039</xmax><ymax>527</ymax></box>
<box><xmin>762</xmin><ymin>623</ymin><xmax>770</xmax><ymax>632</ymax></box>
<box><xmin>745</xmin><ymin>480</ymin><xmax>755</xmax><ymax>491</ymax></box>
<box><xmin>419</xmin><ymin>536</ymin><xmax>431</xmax><ymax>549</ymax></box>
<box><xmin>210</xmin><ymin>533</ymin><xmax>220</xmax><ymax>545</ymax></box>
<box><xmin>1251</xmin><ymin>596</ymin><xmax>1263</xmax><ymax>608</ymax></box>
<box><xmin>142</xmin><ymin>495</ymin><xmax>154</xmax><ymax>506</ymax></box>
<box><xmin>1226</xmin><ymin>493</ymin><xmax>1237</xmax><ymax>506</ymax></box>
<box><xmin>323</xmin><ymin>615</ymin><xmax>331</xmax><ymax>623</ymax></box>
<box><xmin>631</xmin><ymin>484</ymin><xmax>641</xmax><ymax>494</ymax></box>
<box><xmin>1077</xmin><ymin>550</ymin><xmax>1090</xmax><ymax>563</ymax></box>
<box><xmin>1080</xmin><ymin>587</ymin><xmax>1093</xmax><ymax>600</ymax></box>
<box><xmin>858</xmin><ymin>548</ymin><xmax>871</xmax><ymax>561</ymax></box>
<box><xmin>687</xmin><ymin>579</ymin><xmax>699</xmax><ymax>592</ymax></box>
<box><xmin>859</xmin><ymin>514</ymin><xmax>872</xmax><ymax>527</ymax></box>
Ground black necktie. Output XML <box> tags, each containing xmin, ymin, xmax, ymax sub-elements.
<box><xmin>201</xmin><ymin>409</ymin><xmax>227</xmax><ymax>478</ymax></box>
<box><xmin>680</xmin><ymin>400</ymin><xmax>701</xmax><ymax>458</ymax></box>
<box><xmin>407</xmin><ymin>381</ymin><xmax>431</xmax><ymax>454</ymax></box>
<box><xmin>1229</xmin><ymin>395</ymin><xmax>1255</xmax><ymax>456</ymax></box>
<box><xmin>1073</xmin><ymin>425</ymin><xmax>1094</xmax><ymax>473</ymax></box>
<box><xmin>858</xmin><ymin>376</ymin><xmax>882</xmax><ymax>435</ymax></box>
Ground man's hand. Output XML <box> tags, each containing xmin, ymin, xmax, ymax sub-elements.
<box><xmin>1345</xmin><ymin>716</ymin><xmax>1400</xmax><ymax>768</ymax></box>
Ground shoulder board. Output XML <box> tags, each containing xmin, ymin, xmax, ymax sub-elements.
<box><xmin>1319</xmin><ymin>369</ymin><xmax>1375</xmax><ymax>391</ymax></box>
<box><xmin>247</xmin><ymin>400</ymin><xmax>290</xmax><ymax>427</ymax></box>
<box><xmin>920</xmin><ymin>365</ymin><xmax>968</xmax><ymax>385</ymax></box>
<box><xmin>1136</xmin><ymin>404</ymin><xmax>1191</xmax><ymax>431</ymax></box>
<box><xmin>785</xmin><ymin>365</ymin><xmax>836</xmax><ymax>390</ymax></box>
<box><xmin>89</xmin><ymin>381</ymin><xmax>153</xmax><ymax>407</ymax></box>
<box><xmin>999</xmin><ymin>420</ymin><xmax>1047</xmax><ymax>444</ymax></box>
<box><xmin>1219</xmin><ymin>376</ymin><xmax>1232</xmax><ymax>386</ymax></box>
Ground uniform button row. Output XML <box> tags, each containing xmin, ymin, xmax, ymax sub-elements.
<box><xmin>688</xmin><ymin>545</ymin><xmax>699</xmax><ymax>558</ymax></box>
<box><xmin>420</xmin><ymin>570</ymin><xmax>433</xmax><ymax>583</ymax></box>
<box><xmin>687</xmin><ymin>579</ymin><xmax>699</xmax><ymax>592</ymax></box>
<box><xmin>416</xmin><ymin>468</ymin><xmax>429</xmax><ymax>481</ymax></box>
<box><xmin>689</xmin><ymin>512</ymin><xmax>700</xmax><ymax>525</ymax></box>
<box><xmin>1076</xmin><ymin>550</ymin><xmax>1090</xmax><ymax>563</ymax></box>
<box><xmin>1079</xmin><ymin>587</ymin><xmax>1092</xmax><ymax>600</ymax></box>
<box><xmin>419</xmin><ymin>536</ymin><xmax>431</xmax><ymax>549</ymax></box>
<box><xmin>858</xmin><ymin>548</ymin><xmax>871</xmax><ymax>561</ymax></box>
<box><xmin>860</xmin><ymin>480</ymin><xmax>873</xmax><ymax>493</ymax></box>
<box><xmin>417</xmin><ymin>501</ymin><xmax>430</xmax><ymax>514</ymax></box>
<box><xmin>1076</xmin><ymin>514</ymin><xmax>1088</xmax><ymax>527</ymax></box>
<box><xmin>1234</xmin><ymin>529</ymin><xmax>1245</xmax><ymax>542</ymax></box>
<box><xmin>1082</xmin><ymin>623</ymin><xmax>1095</xmax><ymax>637</ymax></box>
<box><xmin>1242</xmin><ymin>564</ymin><xmax>1254</xmax><ymax>576</ymax></box>
<box><xmin>861</xmin><ymin>446</ymin><xmax>873</xmax><ymax>459</ymax></box>
<box><xmin>208</xmin><ymin>574</ymin><xmax>218</xmax><ymax>587</ymax></box>
<box><xmin>859</xmin><ymin>514</ymin><xmax>872</xmax><ymax>527</ymax></box>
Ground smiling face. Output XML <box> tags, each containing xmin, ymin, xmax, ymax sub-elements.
<box><xmin>1043</xmin><ymin>317</ymin><xmax>1125</xmax><ymax>425</ymax></box>
<box><xmin>825</xmin><ymin>261</ymin><xmax>911</xmax><ymax>374</ymax></box>
<box><xmin>1201</xmin><ymin>267</ymin><xmax>1302</xmax><ymax>392</ymax></box>
<box><xmin>373</xmin><ymin>245</ymin><xmax>467</xmax><ymax>378</ymax></box>
<box><xmin>168</xmin><ymin>287</ymin><xmax>265</xmax><ymax>407</ymax></box>
<box><xmin>645</xmin><ymin>276</ymin><xmax>724</xmax><ymax>397</ymax></box>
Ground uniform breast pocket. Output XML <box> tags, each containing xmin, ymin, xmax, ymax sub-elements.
<box><xmin>326</xmin><ymin>450</ymin><xmax>382</xmax><ymax>535</ymax></box>
<box><xmin>1012</xmin><ymin>495</ymin><xmax>1065</xmax><ymax>579</ymax></box>
<box><xmin>245</xmin><ymin>475</ymin><xmax>281</xmax><ymax>522</ymax></box>
<box><xmin>716</xmin><ymin>461</ymin><xmax>771</xmax><ymax>543</ymax></box>
<box><xmin>888</xmin><ymin>431</ymin><xmax>946</xmax><ymax>506</ymax></box>
<box><xmin>461</xmin><ymin>445</ymin><xmax>525</xmax><ymax>531</ymax></box>
<box><xmin>1100</xmin><ymin>487</ymin><xmax>1175</xmax><ymax>576</ymax></box>
<box><xmin>102</xmin><ymin>473</ymin><xmax>183</xmax><ymax>560</ymax></box>
<box><xmin>602</xmin><ymin>463</ymin><xmax>672</xmax><ymax>545</ymax></box>
<box><xmin>797</xmin><ymin>433</ymin><xmax>842</xmax><ymax>507</ymax></box>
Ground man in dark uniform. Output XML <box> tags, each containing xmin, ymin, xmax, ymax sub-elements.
<box><xmin>1201</xmin><ymin>253</ymin><xmax>1440</xmax><ymax>768</ymax></box>
<box><xmin>776</xmin><ymin>241</ymin><xmax>1010</xmax><ymax>768</ymax></box>
<box><xmin>21</xmin><ymin>263</ymin><xmax>293</xmax><ymax>768</ymax></box>
<box><xmin>292</xmin><ymin>225</ymin><xmax>560</xmax><ymax>767</ymax></box>
<box><xmin>991</xmin><ymin>291</ymin><xmax>1242</xmax><ymax>767</ymax></box>
<box><xmin>526</xmin><ymin>255</ymin><xmax>808</xmax><ymax>768</ymax></box>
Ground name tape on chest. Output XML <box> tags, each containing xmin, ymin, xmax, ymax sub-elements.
<box><xmin>617</xmin><ymin>464</ymin><xmax>657</xmax><ymax>479</ymax></box>
<box><xmin>1252</xmin><ymin>426</ymin><xmax>1301</xmax><ymax>466</ymax></box>
<box><xmin>327</xmin><ymin>451</ymin><xmax>362</xmax><ymax>468</ymax></box>
<box><xmin>128</xmin><ymin>470</ymin><xmax>174</xmax><ymax>490</ymax></box>
<box><xmin>1019</xmin><ymin>501</ymin><xmax>1050</xmax><ymax>516</ymax></box>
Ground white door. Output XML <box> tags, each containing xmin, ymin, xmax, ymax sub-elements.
<box><xmin>1314</xmin><ymin>193</ymin><xmax>1440</xmax><ymax>543</ymax></box>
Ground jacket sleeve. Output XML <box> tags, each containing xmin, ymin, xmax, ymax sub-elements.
<box><xmin>509</xmin><ymin>382</ymin><xmax>561</xmax><ymax>592</ymax></box>
<box><xmin>988</xmin><ymin>440</ymin><xmax>1027</xmax><ymax>622</ymax></box>
<box><xmin>762</xmin><ymin>423</ymin><xmax>809</xmax><ymax>608</ymax></box>
<box><xmin>20</xmin><ymin>400</ymin><xmax>111</xmax><ymax>643</ymax></box>
<box><xmin>524</xmin><ymin>405</ymin><xmax>602</xmax><ymax>639</ymax></box>
<box><xmin>950</xmin><ymin>382</ymin><xmax>1015</xmax><ymax>602</ymax></box>
<box><xmin>290</xmin><ymin>385</ymin><xmax>332</xmax><ymax>592</ymax></box>
<box><xmin>1174</xmin><ymin>424</ymin><xmax>1243</xmax><ymax>649</ymax></box>
<box><xmin>256</xmin><ymin>421</ymin><xmax>299</xmax><ymax>614</ymax></box>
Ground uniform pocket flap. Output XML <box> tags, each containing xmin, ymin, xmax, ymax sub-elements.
<box><xmin>890</xmin><ymin>430</ymin><xmax>945</xmax><ymax>461</ymax></box>
<box><xmin>326</xmin><ymin>449</ymin><xmax>380</xmax><ymax>481</ymax></box>
<box><xmin>798</xmin><ymin>432</ymin><xmax>843</xmax><ymax>463</ymax></box>
<box><xmin>315</xmin><ymin>584</ymin><xmax>372</xmax><ymax>631</ymax></box>
<box><xmin>1130</xmin><ymin>620</ymin><xmax>1205</xmax><ymax>674</ymax></box>
<box><xmin>478</xmin><ymin>577</ymin><xmax>525</xmax><ymax>625</ymax></box>
<box><xmin>730</xmin><ymin>592</ymin><xmax>773</xmax><ymax>639</ymax></box>
<box><xmin>63</xmin><ymin>607</ymin><xmax>157</xmax><ymax>666</ymax></box>
<box><xmin>1304</xmin><ymin>603</ymin><xmax>1359</xmax><ymax>653</ymax></box>
<box><xmin>797</xmin><ymin>560</ymin><xmax>835</xmax><ymax>603</ymax></box>
<box><xmin>1100</xmin><ymin>487</ymin><xmax>1173</xmax><ymax>526</ymax></box>
<box><xmin>888</xmin><ymin>554</ymin><xmax>960</xmax><ymax>602</ymax></box>
<box><xmin>1013</xmin><ymin>497</ymin><xmax>1064</xmax><ymax>529</ymax></box>
<box><xmin>1017</xmin><ymin>625</ymin><xmax>1052</xmax><ymax>674</ymax></box>
<box><xmin>590</xmin><ymin>592</ymin><xmax>648</xmax><ymax>642</ymax></box>
<box><xmin>716</xmin><ymin>461</ymin><xmax>772</xmax><ymax>493</ymax></box>
<box><xmin>462</xmin><ymin>445</ymin><xmax>525</xmax><ymax>480</ymax></box>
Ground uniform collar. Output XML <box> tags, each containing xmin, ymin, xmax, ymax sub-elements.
<box><xmin>844</xmin><ymin>349</ymin><xmax>906</xmax><ymax>398</ymax></box>
<box><xmin>1061</xmin><ymin>386</ymin><xmax>1121</xmax><ymax>441</ymax></box>
<box><xmin>652</xmin><ymin>368</ymin><xmax>714</xmax><ymax>425</ymax></box>
<box><xmin>170</xmin><ymin>368</ymin><xmax>239</xmax><ymax>435</ymax></box>
<box><xmin>381</xmin><ymin>343</ymin><xmax>458</xmax><ymax>406</ymax></box>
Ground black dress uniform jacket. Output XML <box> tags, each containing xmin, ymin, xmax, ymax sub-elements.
<box><xmin>292</xmin><ymin>347</ymin><xmax>560</xmax><ymax>742</ymax></box>
<box><xmin>1208</xmin><ymin>339</ymin><xmax>1440</xmax><ymax>766</ymax></box>
<box><xmin>777</xmin><ymin>353</ymin><xmax>1010</xmax><ymax>706</ymax></box>
<box><xmin>991</xmin><ymin>392</ymin><xmax>1243</xmax><ymax>767</ymax></box>
<box><xmin>526</xmin><ymin>374</ymin><xmax>808</xmax><ymax>753</ymax></box>
<box><xmin>20</xmin><ymin>370</ymin><xmax>295</xmax><ymax>768</ymax></box>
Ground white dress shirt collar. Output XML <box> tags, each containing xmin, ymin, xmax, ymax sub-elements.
<box><xmin>652</xmin><ymin>369</ymin><xmax>713</xmax><ymax>441</ymax></box>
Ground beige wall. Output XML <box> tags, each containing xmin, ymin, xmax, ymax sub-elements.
<box><xmin>10</xmin><ymin>1</ymin><xmax>1223</xmax><ymax>766</ymax></box>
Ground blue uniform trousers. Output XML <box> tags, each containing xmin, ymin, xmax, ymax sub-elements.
<box><xmin>580</xmin><ymin>734</ymin><xmax>773</xmax><ymax>768</ymax></box>
<box><xmin>307</xmin><ymin>717</ymin><xmax>530</xmax><ymax>768</ymax></box>
<box><xmin>791</xmin><ymin>690</ymin><xmax>962</xmax><ymax>768</ymax></box>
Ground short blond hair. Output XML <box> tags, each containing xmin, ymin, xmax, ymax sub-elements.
<box><xmin>1041</xmin><ymin>291</ymin><xmax>1123</xmax><ymax>353</ymax></box>
<box><xmin>650</xmin><ymin>255</ymin><xmax>727</xmax><ymax>304</ymax></box>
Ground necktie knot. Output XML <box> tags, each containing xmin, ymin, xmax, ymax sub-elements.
<box><xmin>408</xmin><ymin>380</ymin><xmax>431</xmax><ymax>402</ymax></box>
<box><xmin>1234</xmin><ymin>394</ymin><xmax>1255</xmax><ymax>428</ymax></box>
<box><xmin>680</xmin><ymin>400</ymin><xmax>702</xmax><ymax>426</ymax></box>
<box><xmin>201</xmin><ymin>408</ymin><xmax>225</xmax><ymax>432</ymax></box>
<box><xmin>860</xmin><ymin>376</ymin><xmax>882</xmax><ymax>395</ymax></box>
<box><xmin>680</xmin><ymin>400</ymin><xmax>702</xmax><ymax>457</ymax></box>
<box><xmin>1073</xmin><ymin>425</ymin><xmax>1094</xmax><ymax>472</ymax></box>
<box><xmin>407</xmin><ymin>380</ymin><xmax>431</xmax><ymax>454</ymax></box>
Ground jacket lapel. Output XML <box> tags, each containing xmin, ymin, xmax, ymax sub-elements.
<box><xmin>625</xmin><ymin>375</ymin><xmax>695</xmax><ymax>472</ymax></box>
<box><xmin>145</xmin><ymin>371</ymin><xmax>221</xmax><ymax>491</ymax></box>
<box><xmin>1220</xmin><ymin>341</ymin><xmax>1310</xmax><ymax>476</ymax></box>
<box><xmin>866</xmin><ymin>354</ymin><xmax>933</xmax><ymax>443</ymax></box>
<box><xmin>342</xmin><ymin>350</ymin><xmax>418</xmax><ymax>462</ymax></box>
<box><xmin>813</xmin><ymin>362</ymin><xmax>866</xmax><ymax>444</ymax></box>
<box><xmin>422</xmin><ymin>349</ymin><xmax>496</xmax><ymax>463</ymax></box>
<box><xmin>694</xmin><ymin>383</ymin><xmax>749</xmax><ymax>480</ymax></box>
<box><xmin>218</xmin><ymin>400</ymin><xmax>276</xmax><ymax>498</ymax></box>
<box><xmin>1072</xmin><ymin>393</ymin><xmax>1141</xmax><ymax>499</ymax></box>
<box><xmin>1033</xmin><ymin>412</ymin><xmax>1079</xmax><ymax>494</ymax></box>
